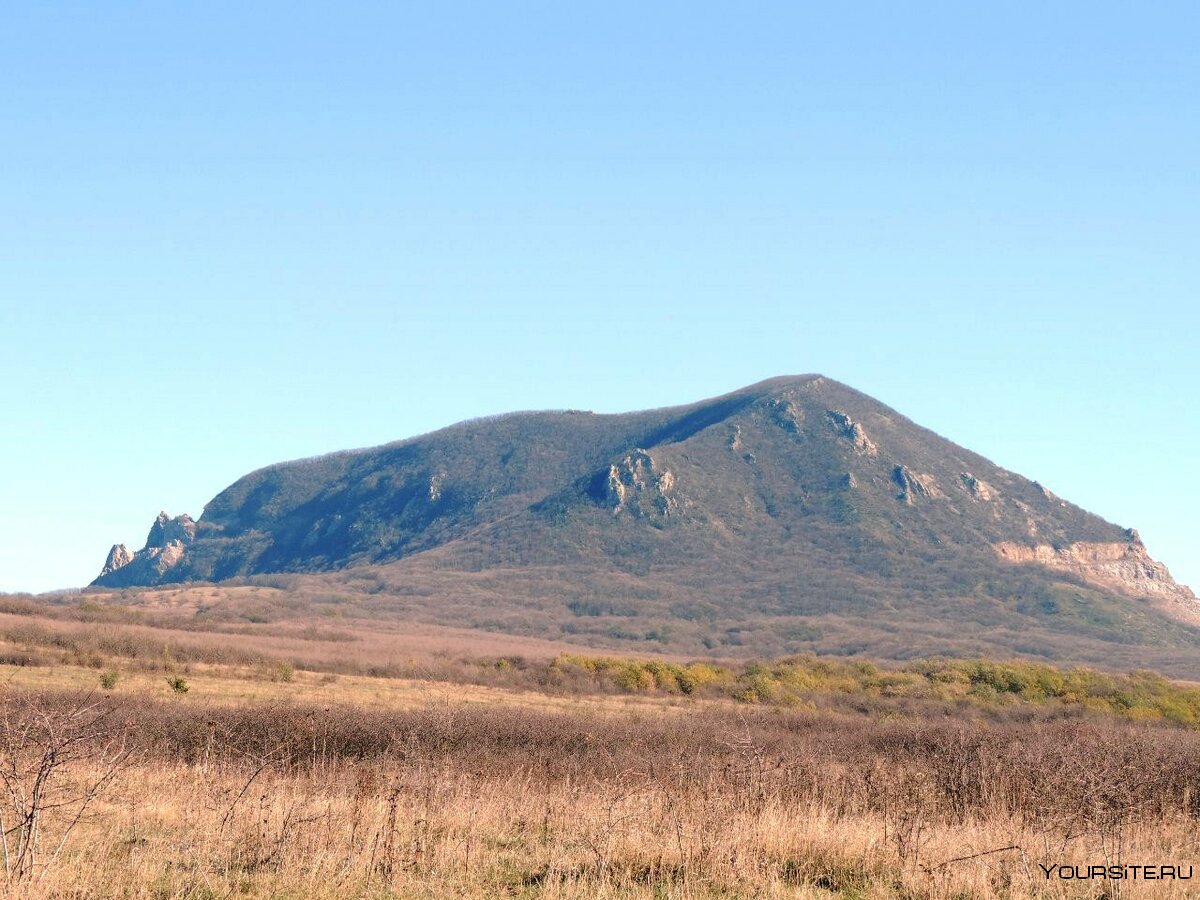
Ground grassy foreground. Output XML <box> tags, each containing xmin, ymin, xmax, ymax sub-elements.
<box><xmin>0</xmin><ymin>641</ymin><xmax>1199</xmax><ymax>898</ymax></box>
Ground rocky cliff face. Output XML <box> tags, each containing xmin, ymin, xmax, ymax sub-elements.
<box><xmin>827</xmin><ymin>409</ymin><xmax>878</xmax><ymax>456</ymax></box>
<box><xmin>99</xmin><ymin>544</ymin><xmax>135</xmax><ymax>578</ymax></box>
<box><xmin>604</xmin><ymin>450</ymin><xmax>678</xmax><ymax>518</ymax></box>
<box><xmin>893</xmin><ymin>465</ymin><xmax>943</xmax><ymax>504</ymax></box>
<box><xmin>146</xmin><ymin>511</ymin><xmax>197</xmax><ymax>548</ymax></box>
<box><xmin>995</xmin><ymin>534</ymin><xmax>1197</xmax><ymax>614</ymax></box>
<box><xmin>94</xmin><ymin>512</ymin><xmax>198</xmax><ymax>588</ymax></box>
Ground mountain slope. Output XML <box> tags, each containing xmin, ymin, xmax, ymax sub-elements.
<box><xmin>91</xmin><ymin>375</ymin><xmax>1198</xmax><ymax>665</ymax></box>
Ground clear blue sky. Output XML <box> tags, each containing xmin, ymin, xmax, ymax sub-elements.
<box><xmin>2</xmin><ymin>2</ymin><xmax>1197</xmax><ymax>594</ymax></box>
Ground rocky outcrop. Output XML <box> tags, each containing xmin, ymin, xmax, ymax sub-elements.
<box><xmin>92</xmin><ymin>511</ymin><xmax>197</xmax><ymax>587</ymax></box>
<box><xmin>100</xmin><ymin>544</ymin><xmax>134</xmax><ymax>578</ymax></box>
<box><xmin>146</xmin><ymin>511</ymin><xmax>196</xmax><ymax>548</ymax></box>
<box><xmin>995</xmin><ymin>536</ymin><xmax>1198</xmax><ymax>611</ymax></box>
<box><xmin>768</xmin><ymin>399</ymin><xmax>804</xmax><ymax>434</ymax></box>
<box><xmin>959</xmin><ymin>473</ymin><xmax>995</xmax><ymax>502</ymax></box>
<box><xmin>147</xmin><ymin>539</ymin><xmax>189</xmax><ymax>572</ymax></box>
<box><xmin>428</xmin><ymin>472</ymin><xmax>446</xmax><ymax>503</ymax></box>
<box><xmin>826</xmin><ymin>410</ymin><xmax>877</xmax><ymax>456</ymax></box>
<box><xmin>893</xmin><ymin>465</ymin><xmax>942</xmax><ymax>504</ymax></box>
<box><xmin>606</xmin><ymin>450</ymin><xmax>678</xmax><ymax>518</ymax></box>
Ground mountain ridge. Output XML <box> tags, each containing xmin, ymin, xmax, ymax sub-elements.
<box><xmin>91</xmin><ymin>375</ymin><xmax>1197</xmax><ymax>664</ymax></box>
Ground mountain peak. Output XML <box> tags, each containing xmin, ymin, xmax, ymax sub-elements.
<box><xmin>89</xmin><ymin>377</ymin><xmax>1197</xmax><ymax>666</ymax></box>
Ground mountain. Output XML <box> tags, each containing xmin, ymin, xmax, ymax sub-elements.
<box><xmin>91</xmin><ymin>375</ymin><xmax>1199</xmax><ymax>667</ymax></box>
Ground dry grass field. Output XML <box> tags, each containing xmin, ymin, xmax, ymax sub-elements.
<box><xmin>3</xmin><ymin>687</ymin><xmax>1200</xmax><ymax>899</ymax></box>
<box><xmin>0</xmin><ymin>657</ymin><xmax>1190</xmax><ymax>897</ymax></box>
<box><xmin>0</xmin><ymin>595</ymin><xmax>1197</xmax><ymax>897</ymax></box>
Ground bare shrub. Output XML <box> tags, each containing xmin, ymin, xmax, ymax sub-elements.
<box><xmin>0</xmin><ymin>691</ymin><xmax>132</xmax><ymax>883</ymax></box>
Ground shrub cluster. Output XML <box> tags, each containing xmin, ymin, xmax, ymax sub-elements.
<box><xmin>543</xmin><ymin>654</ymin><xmax>1200</xmax><ymax>724</ymax></box>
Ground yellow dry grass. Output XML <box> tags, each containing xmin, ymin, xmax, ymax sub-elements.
<box><xmin>7</xmin><ymin>754</ymin><xmax>1199</xmax><ymax>899</ymax></box>
<box><xmin>0</xmin><ymin>657</ymin><xmax>696</xmax><ymax>715</ymax></box>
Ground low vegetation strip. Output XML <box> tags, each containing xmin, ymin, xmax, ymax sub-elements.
<box><xmin>546</xmin><ymin>654</ymin><xmax>1200</xmax><ymax>724</ymax></box>
<box><xmin>4</xmin><ymin>605</ymin><xmax>1200</xmax><ymax>727</ymax></box>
